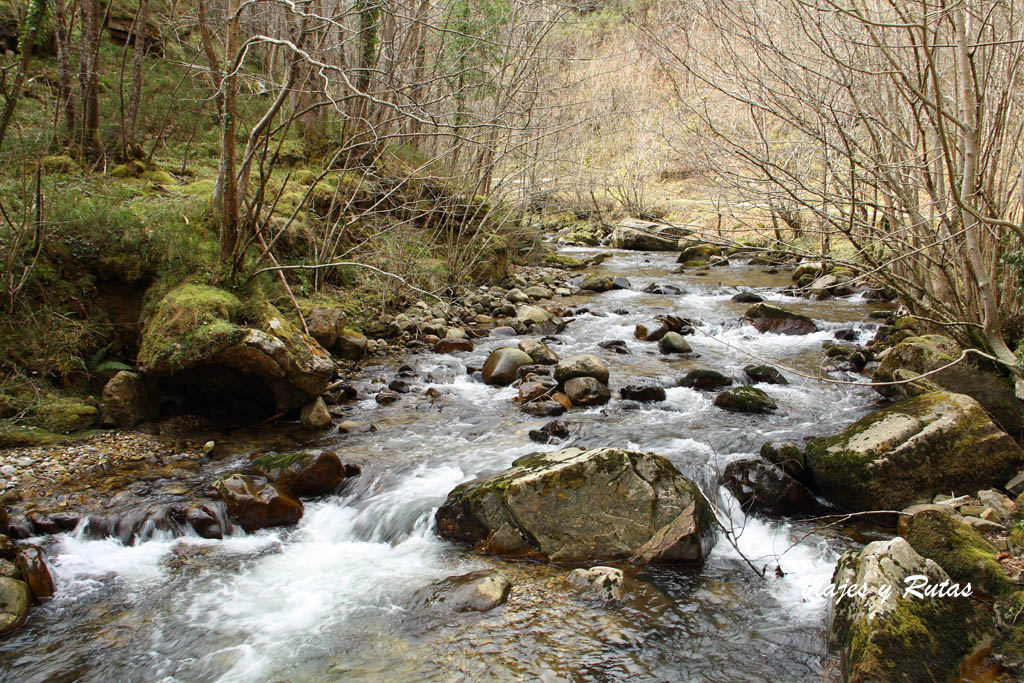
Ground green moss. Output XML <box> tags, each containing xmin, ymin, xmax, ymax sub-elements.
<box><xmin>0</xmin><ymin>422</ymin><xmax>69</xmax><ymax>448</ymax></box>
<box><xmin>31</xmin><ymin>395</ymin><xmax>99</xmax><ymax>433</ymax></box>
<box><xmin>905</xmin><ymin>510</ymin><xmax>1016</xmax><ymax>596</ymax></box>
<box><xmin>541</xmin><ymin>253</ymin><xmax>585</xmax><ymax>269</ymax></box>
<box><xmin>110</xmin><ymin>161</ymin><xmax>146</xmax><ymax>178</ymax></box>
<box><xmin>40</xmin><ymin>155</ymin><xmax>78</xmax><ymax>174</ymax></box>
<box><xmin>143</xmin><ymin>169</ymin><xmax>176</xmax><ymax>185</ymax></box>
<box><xmin>252</xmin><ymin>451</ymin><xmax>310</xmax><ymax>471</ymax></box>
<box><xmin>291</xmin><ymin>169</ymin><xmax>317</xmax><ymax>185</ymax></box>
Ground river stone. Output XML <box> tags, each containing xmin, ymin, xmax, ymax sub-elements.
<box><xmin>978</xmin><ymin>489</ymin><xmax>1016</xmax><ymax>521</ymax></box>
<box><xmin>101</xmin><ymin>371</ymin><xmax>158</xmax><ymax>428</ymax></box>
<box><xmin>434</xmin><ymin>447</ymin><xmax>716</xmax><ymax>563</ymax></box>
<box><xmin>720</xmin><ymin>458</ymin><xmax>817</xmax><ymax>517</ymax></box>
<box><xmin>620</xmin><ymin>384</ymin><xmax>667</xmax><ymax>402</ymax></box>
<box><xmin>528</xmin><ymin>420</ymin><xmax>571</xmax><ymax>444</ymax></box>
<box><xmin>678</xmin><ymin>369</ymin><xmax>732</xmax><ymax>391</ymax></box>
<box><xmin>612</xmin><ymin>222</ymin><xmax>681</xmax><ymax>251</ymax></box>
<box><xmin>743</xmin><ymin>303</ymin><xmax>818</xmax><ymax>335</ymax></box>
<box><xmin>212</xmin><ymin>474</ymin><xmax>304</xmax><ymax>533</ymax></box>
<box><xmin>563</xmin><ymin>377</ymin><xmax>611</xmax><ymax>406</ymax></box>
<box><xmin>805</xmin><ymin>391</ymin><xmax>1024</xmax><ymax>512</ymax></box>
<box><xmin>579</xmin><ymin>274</ymin><xmax>615</xmax><ymax>292</ymax></box>
<box><xmin>518</xmin><ymin>338</ymin><xmax>558</xmax><ymax>365</ymax></box>
<box><xmin>830</xmin><ymin>537</ymin><xmax>992</xmax><ymax>682</ymax></box>
<box><xmin>483</xmin><ymin>348</ymin><xmax>535</xmax><ymax>386</ymax></box>
<box><xmin>423</xmin><ymin>570</ymin><xmax>512</xmax><ymax>612</ymax></box>
<box><xmin>523</xmin><ymin>285</ymin><xmax>552</xmax><ymax>300</ymax></box>
<box><xmin>634</xmin><ymin>322</ymin><xmax>668</xmax><ymax>342</ymax></box>
<box><xmin>554</xmin><ymin>354</ymin><xmax>609</xmax><ymax>385</ymax></box>
<box><xmin>565</xmin><ymin>566</ymin><xmax>627</xmax><ymax>601</ymax></box>
<box><xmin>506</xmin><ymin>288</ymin><xmax>530</xmax><ymax>304</ymax></box>
<box><xmin>185</xmin><ymin>505</ymin><xmax>224</xmax><ymax>539</ymax></box>
<box><xmin>743</xmin><ymin>364</ymin><xmax>788</xmax><ymax>385</ymax></box>
<box><xmin>434</xmin><ymin>338</ymin><xmax>474</xmax><ymax>354</ymax></box>
<box><xmin>521</xmin><ymin>400</ymin><xmax>567</xmax><ymax>417</ymax></box>
<box><xmin>0</xmin><ymin>559</ymin><xmax>17</xmax><ymax>579</ymax></box>
<box><xmin>15</xmin><ymin>545</ymin><xmax>54</xmax><ymax>599</ymax></box>
<box><xmin>677</xmin><ymin>243</ymin><xmax>722</xmax><ymax>263</ymax></box>
<box><xmin>903</xmin><ymin>509</ymin><xmax>1016</xmax><ymax>596</ymax></box>
<box><xmin>253</xmin><ymin>451</ymin><xmax>360</xmax><ymax>498</ymax></box>
<box><xmin>731</xmin><ymin>291</ymin><xmax>764</xmax><ymax>303</ymax></box>
<box><xmin>642</xmin><ymin>283</ymin><xmax>685</xmax><ymax>295</ymax></box>
<box><xmin>515</xmin><ymin>305</ymin><xmax>565</xmax><ymax>334</ymax></box>
<box><xmin>873</xmin><ymin>334</ymin><xmax>1024</xmax><ymax>436</ymax></box>
<box><xmin>713</xmin><ymin>386</ymin><xmax>777</xmax><ymax>414</ymax></box>
<box><xmin>0</xmin><ymin>578</ymin><xmax>29</xmax><ymax>635</ymax></box>
<box><xmin>759</xmin><ymin>442</ymin><xmax>808</xmax><ymax>483</ymax></box>
<box><xmin>519</xmin><ymin>376</ymin><xmax>558</xmax><ymax>404</ymax></box>
<box><xmin>299</xmin><ymin>397</ymin><xmax>332</xmax><ymax>430</ymax></box>
<box><xmin>658</xmin><ymin>332</ymin><xmax>692</xmax><ymax>355</ymax></box>
<box><xmin>611</xmin><ymin>277</ymin><xmax>631</xmax><ymax>290</ymax></box>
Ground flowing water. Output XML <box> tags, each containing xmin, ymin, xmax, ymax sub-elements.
<box><xmin>0</xmin><ymin>247</ymin><xmax>891</xmax><ymax>681</ymax></box>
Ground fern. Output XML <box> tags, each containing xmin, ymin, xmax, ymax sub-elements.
<box><xmin>93</xmin><ymin>360</ymin><xmax>132</xmax><ymax>376</ymax></box>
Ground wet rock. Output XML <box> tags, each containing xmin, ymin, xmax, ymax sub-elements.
<box><xmin>579</xmin><ymin>274</ymin><xmax>615</xmax><ymax>292</ymax></box>
<box><xmin>713</xmin><ymin>386</ymin><xmax>777</xmax><ymax>414</ymax></box>
<box><xmin>375</xmin><ymin>390</ymin><xmax>401</xmax><ymax>405</ymax></box>
<box><xmin>759</xmin><ymin>442</ymin><xmax>808</xmax><ymax>483</ymax></box>
<box><xmin>823</xmin><ymin>343</ymin><xmax>869</xmax><ymax>372</ymax></box>
<box><xmin>598</xmin><ymin>339</ymin><xmax>630</xmax><ymax>354</ymax></box>
<box><xmin>212</xmin><ymin>474</ymin><xmax>304</xmax><ymax>533</ymax></box>
<box><xmin>554</xmin><ymin>354</ymin><xmax>609</xmax><ymax>385</ymax></box>
<box><xmin>337</xmin><ymin>420</ymin><xmax>376</xmax><ymax>434</ymax></box>
<box><xmin>15</xmin><ymin>545</ymin><xmax>54</xmax><ymax>599</ymax></box>
<box><xmin>743</xmin><ymin>303</ymin><xmax>818</xmax><ymax>335</ymax></box>
<box><xmin>612</xmin><ymin>221</ymin><xmax>681</xmax><ymax>251</ymax></box>
<box><xmin>516</xmin><ymin>364</ymin><xmax>552</xmax><ymax>380</ymax></box>
<box><xmin>611</xmin><ymin>277</ymin><xmax>631</xmax><ymax>290</ymax></box>
<box><xmin>833</xmin><ymin>328</ymin><xmax>858</xmax><ymax>342</ymax></box>
<box><xmin>5</xmin><ymin>517</ymin><xmax>30</xmax><ymax>540</ymax></box>
<box><xmin>523</xmin><ymin>285</ymin><xmax>553</xmax><ymax>300</ymax></box>
<box><xmin>731</xmin><ymin>291</ymin><xmax>764</xmax><ymax>303</ymax></box>
<box><xmin>299</xmin><ymin>397</ymin><xmax>332</xmax><ymax>430</ymax></box>
<box><xmin>677</xmin><ymin>242</ymin><xmax>722</xmax><ymax>263</ymax></box>
<box><xmin>48</xmin><ymin>512</ymin><xmax>79</xmax><ymax>531</ymax></box>
<box><xmin>805</xmin><ymin>391</ymin><xmax>1024</xmax><ymax>511</ymax></box>
<box><xmin>830</xmin><ymin>537</ymin><xmax>991</xmax><ymax>682</ymax></box>
<box><xmin>515</xmin><ymin>305</ymin><xmax>566</xmax><ymax>334</ymax></box>
<box><xmin>185</xmin><ymin>505</ymin><xmax>224</xmax><ymax>539</ymax></box>
<box><xmin>642</xmin><ymin>283</ymin><xmax>685</xmax><ymax>295</ymax></box>
<box><xmin>0</xmin><ymin>536</ymin><xmax>15</xmax><ymax>560</ymax></box>
<box><xmin>423</xmin><ymin>570</ymin><xmax>512</xmax><ymax>612</ymax></box>
<box><xmin>518</xmin><ymin>376</ymin><xmax>558</xmax><ymax>404</ymax></box>
<box><xmin>720</xmin><ymin>459</ymin><xmax>817</xmax><ymax>516</ymax></box>
<box><xmin>518</xmin><ymin>338</ymin><xmax>559</xmax><ymax>365</ymax></box>
<box><xmin>253</xmin><ymin>450</ymin><xmax>360</xmax><ymax>497</ymax></box>
<box><xmin>388</xmin><ymin>380</ymin><xmax>412</xmax><ymax>394</ymax></box>
<box><xmin>634</xmin><ymin>322</ymin><xmax>667</xmax><ymax>342</ymax></box>
<box><xmin>551</xmin><ymin>392</ymin><xmax>573</xmax><ymax>410</ymax></box>
<box><xmin>26</xmin><ymin>512</ymin><xmax>60</xmax><ymax>535</ymax></box>
<box><xmin>565</xmin><ymin>566</ymin><xmax>627</xmax><ymax>601</ymax></box>
<box><xmin>435</xmin><ymin>447</ymin><xmax>715</xmax><ymax>563</ymax></box>
<box><xmin>521</xmin><ymin>400</ymin><xmax>567</xmax><ymax>417</ymax></box>
<box><xmin>873</xmin><ymin>335</ymin><xmax>1024</xmax><ymax>436</ymax></box>
<box><xmin>101</xmin><ymin>371</ymin><xmax>158</xmax><ymax>428</ymax></box>
<box><xmin>903</xmin><ymin>509</ymin><xmax>1015</xmax><ymax>596</ymax></box>
<box><xmin>491</xmin><ymin>326</ymin><xmax>516</xmax><ymax>338</ymax></box>
<box><xmin>434</xmin><ymin>338</ymin><xmax>474</xmax><ymax>354</ymax></box>
<box><xmin>563</xmin><ymin>377</ymin><xmax>611</xmax><ymax>406</ymax></box>
<box><xmin>0</xmin><ymin>578</ymin><xmax>30</xmax><ymax>634</ymax></box>
<box><xmin>743</xmin><ymin>364</ymin><xmax>787</xmax><ymax>385</ymax></box>
<box><xmin>678</xmin><ymin>369</ymin><xmax>732</xmax><ymax>391</ymax></box>
<box><xmin>658</xmin><ymin>332</ymin><xmax>692</xmax><ymax>355</ymax></box>
<box><xmin>620</xmin><ymin>384</ymin><xmax>667</xmax><ymax>402</ymax></box>
<box><xmin>323</xmin><ymin>383</ymin><xmax>358</xmax><ymax>404</ymax></box>
<box><xmin>528</xmin><ymin>420</ymin><xmax>571</xmax><ymax>444</ymax></box>
<box><xmin>483</xmin><ymin>347</ymin><xmax>535</xmax><ymax>386</ymax></box>
<box><xmin>0</xmin><ymin>560</ymin><xmax>17</xmax><ymax>579</ymax></box>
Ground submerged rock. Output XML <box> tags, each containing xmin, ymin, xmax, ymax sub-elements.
<box><xmin>805</xmin><ymin>391</ymin><xmax>1024</xmax><ymax>511</ymax></box>
<box><xmin>830</xmin><ymin>537</ymin><xmax>991</xmax><ymax>682</ymax></box>
<box><xmin>713</xmin><ymin>386</ymin><xmax>777</xmax><ymax>414</ymax></box>
<box><xmin>565</xmin><ymin>566</ymin><xmax>627</xmax><ymax>601</ymax></box>
<box><xmin>528</xmin><ymin>420</ymin><xmax>571</xmax><ymax>444</ymax></box>
<box><xmin>743</xmin><ymin>303</ymin><xmax>818</xmax><ymax>335</ymax></box>
<box><xmin>434</xmin><ymin>447</ymin><xmax>715</xmax><ymax>563</ymax></box>
<box><xmin>482</xmin><ymin>347</ymin><xmax>534</xmax><ymax>386</ymax></box>
<box><xmin>212</xmin><ymin>474</ymin><xmax>304</xmax><ymax>533</ymax></box>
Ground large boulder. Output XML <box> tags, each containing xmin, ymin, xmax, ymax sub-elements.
<box><xmin>830</xmin><ymin>537</ymin><xmax>991</xmax><ymax>682</ymax></box>
<box><xmin>805</xmin><ymin>391</ymin><xmax>1024</xmax><ymax>511</ymax></box>
<box><xmin>611</xmin><ymin>220</ymin><xmax>681</xmax><ymax>251</ymax></box>
<box><xmin>252</xmin><ymin>450</ymin><xmax>360</xmax><ymax>498</ymax></box>
<box><xmin>212</xmin><ymin>474</ymin><xmax>304</xmax><ymax>533</ymax></box>
<box><xmin>100</xmin><ymin>371</ymin><xmax>158</xmax><ymax>428</ymax></box>
<box><xmin>873</xmin><ymin>335</ymin><xmax>1024</xmax><ymax>436</ymax></box>
<box><xmin>0</xmin><ymin>578</ymin><xmax>30</xmax><ymax>635</ymax></box>
<box><xmin>578</xmin><ymin>274</ymin><xmax>615</xmax><ymax>292</ymax></box>
<box><xmin>713</xmin><ymin>386</ymin><xmax>777</xmax><ymax>414</ymax></box>
<box><xmin>138</xmin><ymin>286</ymin><xmax>333</xmax><ymax>414</ymax></box>
<box><xmin>720</xmin><ymin>458</ymin><xmax>818</xmax><ymax>516</ymax></box>
<box><xmin>554</xmin><ymin>354</ymin><xmax>609</xmax><ymax>385</ymax></box>
<box><xmin>482</xmin><ymin>347</ymin><xmax>534</xmax><ymax>386</ymax></box>
<box><xmin>743</xmin><ymin>303</ymin><xmax>818</xmax><ymax>335</ymax></box>
<box><xmin>434</xmin><ymin>447</ymin><xmax>716</xmax><ymax>563</ymax></box>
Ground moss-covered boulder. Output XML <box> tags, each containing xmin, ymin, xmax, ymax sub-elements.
<box><xmin>805</xmin><ymin>391</ymin><xmax>1024</xmax><ymax>511</ymax></box>
<box><xmin>903</xmin><ymin>509</ymin><xmax>1016</xmax><ymax>597</ymax></box>
<box><xmin>434</xmin><ymin>447</ymin><xmax>716</xmax><ymax>563</ymax></box>
<box><xmin>138</xmin><ymin>285</ymin><xmax>333</xmax><ymax>415</ymax></box>
<box><xmin>994</xmin><ymin>591</ymin><xmax>1024</xmax><ymax>675</ymax></box>
<box><xmin>678</xmin><ymin>368</ymin><xmax>733</xmax><ymax>391</ymax></box>
<box><xmin>713</xmin><ymin>385</ymin><xmax>777</xmax><ymax>414</ymax></box>
<box><xmin>676</xmin><ymin>242</ymin><xmax>722</xmax><ymax>263</ymax></box>
<box><xmin>252</xmin><ymin>450</ymin><xmax>360</xmax><ymax>498</ymax></box>
<box><xmin>873</xmin><ymin>335</ymin><xmax>1024</xmax><ymax>436</ymax></box>
<box><xmin>743</xmin><ymin>303</ymin><xmax>818</xmax><ymax>335</ymax></box>
<box><xmin>830</xmin><ymin>537</ymin><xmax>992</xmax><ymax>682</ymax></box>
<box><xmin>0</xmin><ymin>577</ymin><xmax>30</xmax><ymax>635</ymax></box>
<box><xmin>211</xmin><ymin>473</ymin><xmax>304</xmax><ymax>533</ymax></box>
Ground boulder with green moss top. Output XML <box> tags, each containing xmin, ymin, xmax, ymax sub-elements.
<box><xmin>211</xmin><ymin>473</ymin><xmax>303</xmax><ymax>533</ymax></box>
<box><xmin>805</xmin><ymin>391</ymin><xmax>1024</xmax><ymax>511</ymax></box>
<box><xmin>830</xmin><ymin>537</ymin><xmax>992</xmax><ymax>682</ymax></box>
<box><xmin>251</xmin><ymin>450</ymin><xmax>360</xmax><ymax>497</ymax></box>
<box><xmin>903</xmin><ymin>508</ymin><xmax>1016</xmax><ymax>597</ymax></box>
<box><xmin>434</xmin><ymin>447</ymin><xmax>716</xmax><ymax>563</ymax></box>
<box><xmin>676</xmin><ymin>242</ymin><xmax>722</xmax><ymax>263</ymax></box>
<box><xmin>713</xmin><ymin>385</ymin><xmax>777</xmax><ymax>414</ymax></box>
<box><xmin>138</xmin><ymin>285</ymin><xmax>333</xmax><ymax>414</ymax></box>
<box><xmin>743</xmin><ymin>303</ymin><xmax>818</xmax><ymax>335</ymax></box>
<box><xmin>873</xmin><ymin>334</ymin><xmax>1024</xmax><ymax>436</ymax></box>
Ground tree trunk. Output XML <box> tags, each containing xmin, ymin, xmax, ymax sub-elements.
<box><xmin>126</xmin><ymin>0</ymin><xmax>150</xmax><ymax>142</ymax></box>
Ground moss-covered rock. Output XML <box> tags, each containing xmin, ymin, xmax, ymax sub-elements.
<box><xmin>720</xmin><ymin>457</ymin><xmax>818</xmax><ymax>516</ymax></box>
<box><xmin>830</xmin><ymin>537</ymin><xmax>992</xmax><ymax>682</ymax></box>
<box><xmin>805</xmin><ymin>391</ymin><xmax>1024</xmax><ymax>511</ymax></box>
<box><xmin>873</xmin><ymin>334</ymin><xmax>1024</xmax><ymax>436</ymax></box>
<box><xmin>32</xmin><ymin>396</ymin><xmax>98</xmax><ymax>433</ymax></box>
<box><xmin>40</xmin><ymin>155</ymin><xmax>78</xmax><ymax>174</ymax></box>
<box><xmin>743</xmin><ymin>303</ymin><xmax>818</xmax><ymax>335</ymax></box>
<box><xmin>611</xmin><ymin>221</ymin><xmax>681</xmax><ymax>251</ymax></box>
<box><xmin>994</xmin><ymin>591</ymin><xmax>1024</xmax><ymax>675</ymax></box>
<box><xmin>904</xmin><ymin>509</ymin><xmax>1016</xmax><ymax>597</ymax></box>
<box><xmin>434</xmin><ymin>447</ymin><xmax>716</xmax><ymax>563</ymax></box>
<box><xmin>676</xmin><ymin>242</ymin><xmax>722</xmax><ymax>263</ymax></box>
<box><xmin>713</xmin><ymin>385</ymin><xmax>777</xmax><ymax>414</ymax></box>
<box><xmin>138</xmin><ymin>285</ymin><xmax>333</xmax><ymax>413</ymax></box>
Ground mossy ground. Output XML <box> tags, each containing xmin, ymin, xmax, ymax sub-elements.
<box><xmin>905</xmin><ymin>510</ymin><xmax>1016</xmax><ymax>597</ymax></box>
